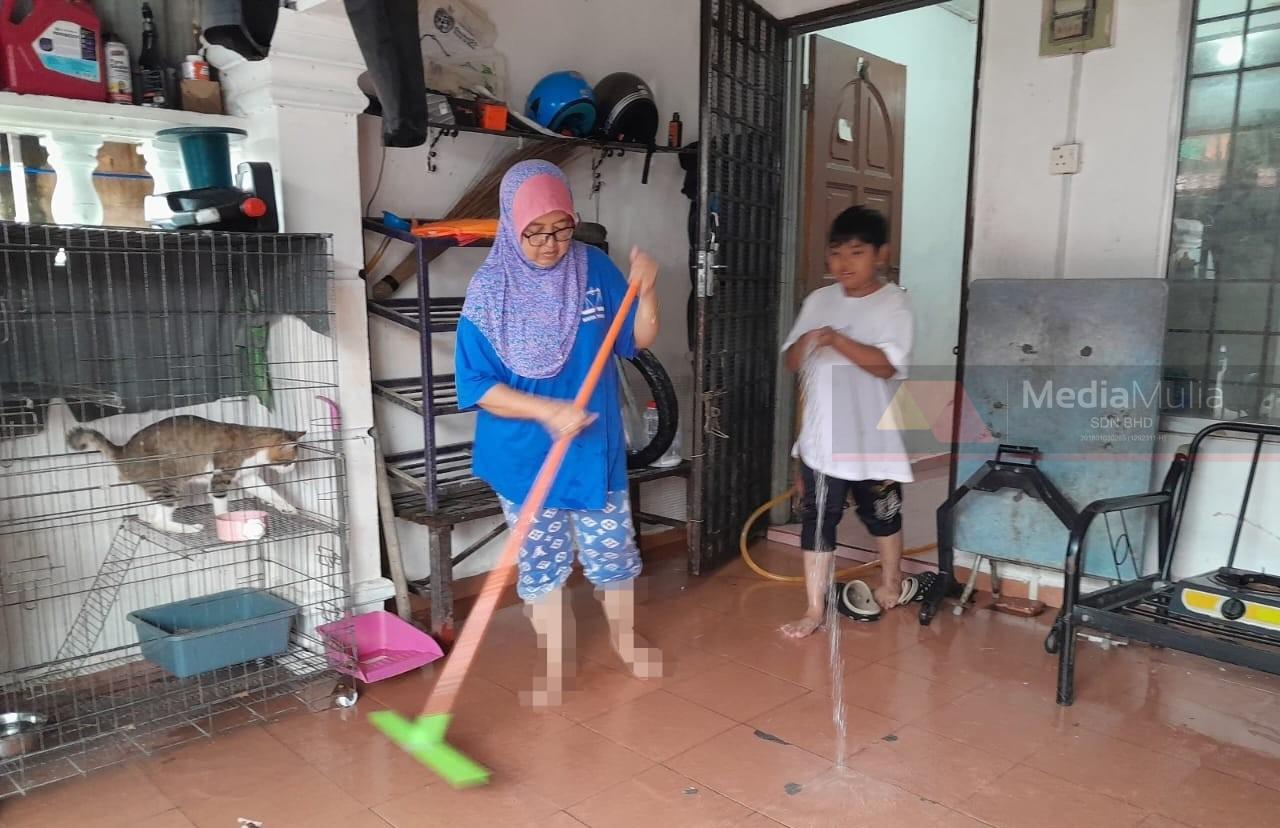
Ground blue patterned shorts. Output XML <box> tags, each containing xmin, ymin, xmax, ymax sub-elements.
<box><xmin>497</xmin><ymin>490</ymin><xmax>643</xmax><ymax>602</ymax></box>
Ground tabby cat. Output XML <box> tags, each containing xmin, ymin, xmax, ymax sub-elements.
<box><xmin>68</xmin><ymin>415</ymin><xmax>305</xmax><ymax>534</ymax></box>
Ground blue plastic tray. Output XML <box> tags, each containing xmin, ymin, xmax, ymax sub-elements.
<box><xmin>127</xmin><ymin>588</ymin><xmax>300</xmax><ymax>678</ymax></box>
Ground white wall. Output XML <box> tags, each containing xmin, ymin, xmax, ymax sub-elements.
<box><xmin>968</xmin><ymin>0</ymin><xmax>1190</xmax><ymax>281</ymax></box>
<box><xmin>360</xmin><ymin>0</ymin><xmax>700</xmax><ymax>581</ymax></box>
<box><xmin>821</xmin><ymin>5</ymin><xmax>977</xmax><ymax>372</ymax></box>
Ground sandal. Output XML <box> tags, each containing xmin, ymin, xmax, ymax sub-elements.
<box><xmin>835</xmin><ymin>580</ymin><xmax>882</xmax><ymax>622</ymax></box>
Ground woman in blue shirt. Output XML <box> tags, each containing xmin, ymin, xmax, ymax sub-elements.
<box><xmin>455</xmin><ymin>160</ymin><xmax>662</xmax><ymax>703</ymax></box>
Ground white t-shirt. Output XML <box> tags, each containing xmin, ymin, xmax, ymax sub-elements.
<box><xmin>780</xmin><ymin>282</ymin><xmax>915</xmax><ymax>483</ymax></box>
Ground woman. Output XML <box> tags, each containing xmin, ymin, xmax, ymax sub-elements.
<box><xmin>455</xmin><ymin>160</ymin><xmax>662</xmax><ymax>704</ymax></box>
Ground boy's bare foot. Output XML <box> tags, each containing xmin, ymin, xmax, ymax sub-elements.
<box><xmin>781</xmin><ymin>612</ymin><xmax>824</xmax><ymax>639</ymax></box>
<box><xmin>873</xmin><ymin>582</ymin><xmax>900</xmax><ymax>610</ymax></box>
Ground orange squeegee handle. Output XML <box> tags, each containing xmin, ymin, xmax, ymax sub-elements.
<box><xmin>422</xmin><ymin>277</ymin><xmax>643</xmax><ymax>717</ymax></box>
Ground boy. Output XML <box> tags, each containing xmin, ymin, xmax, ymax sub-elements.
<box><xmin>779</xmin><ymin>206</ymin><xmax>914</xmax><ymax>639</ymax></box>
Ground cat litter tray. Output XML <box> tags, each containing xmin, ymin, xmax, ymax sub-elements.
<box><xmin>127</xmin><ymin>588</ymin><xmax>300</xmax><ymax>678</ymax></box>
<box><xmin>316</xmin><ymin>611</ymin><xmax>443</xmax><ymax>683</ymax></box>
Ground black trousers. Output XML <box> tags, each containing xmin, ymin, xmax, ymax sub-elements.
<box><xmin>799</xmin><ymin>463</ymin><xmax>904</xmax><ymax>552</ymax></box>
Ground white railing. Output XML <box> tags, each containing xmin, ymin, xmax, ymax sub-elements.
<box><xmin>0</xmin><ymin>91</ymin><xmax>247</xmax><ymax>225</ymax></box>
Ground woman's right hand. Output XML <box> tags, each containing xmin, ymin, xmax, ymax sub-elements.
<box><xmin>539</xmin><ymin>400</ymin><xmax>596</xmax><ymax>438</ymax></box>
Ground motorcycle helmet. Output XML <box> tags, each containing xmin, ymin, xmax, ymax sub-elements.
<box><xmin>525</xmin><ymin>71</ymin><xmax>597</xmax><ymax>137</ymax></box>
<box><xmin>593</xmin><ymin>72</ymin><xmax>659</xmax><ymax>145</ymax></box>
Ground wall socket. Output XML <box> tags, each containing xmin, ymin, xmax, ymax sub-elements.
<box><xmin>1050</xmin><ymin>143</ymin><xmax>1081</xmax><ymax>175</ymax></box>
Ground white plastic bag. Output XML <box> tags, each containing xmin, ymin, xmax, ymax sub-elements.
<box><xmin>426</xmin><ymin>52</ymin><xmax>508</xmax><ymax>100</ymax></box>
<box><xmin>419</xmin><ymin>1</ymin><xmax>497</xmax><ymax>59</ymax></box>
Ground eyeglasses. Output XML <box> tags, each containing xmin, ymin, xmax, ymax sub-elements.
<box><xmin>522</xmin><ymin>225</ymin><xmax>575</xmax><ymax>247</ymax></box>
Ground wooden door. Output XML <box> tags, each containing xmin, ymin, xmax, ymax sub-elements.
<box><xmin>801</xmin><ymin>36</ymin><xmax>905</xmax><ymax>296</ymax></box>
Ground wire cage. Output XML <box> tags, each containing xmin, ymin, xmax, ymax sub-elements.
<box><xmin>0</xmin><ymin>222</ymin><xmax>356</xmax><ymax>798</ymax></box>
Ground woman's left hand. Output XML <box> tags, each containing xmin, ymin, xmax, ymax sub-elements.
<box><xmin>629</xmin><ymin>247</ymin><xmax>659</xmax><ymax>296</ymax></box>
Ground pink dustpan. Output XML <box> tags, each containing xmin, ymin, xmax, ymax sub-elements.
<box><xmin>317</xmin><ymin>611</ymin><xmax>443</xmax><ymax>683</ymax></box>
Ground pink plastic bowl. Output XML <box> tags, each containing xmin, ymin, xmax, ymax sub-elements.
<box><xmin>215</xmin><ymin>510</ymin><xmax>269</xmax><ymax>542</ymax></box>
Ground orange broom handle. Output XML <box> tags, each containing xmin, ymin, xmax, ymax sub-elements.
<box><xmin>422</xmin><ymin>277</ymin><xmax>643</xmax><ymax>718</ymax></box>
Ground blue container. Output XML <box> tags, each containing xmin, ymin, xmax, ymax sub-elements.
<box><xmin>155</xmin><ymin>126</ymin><xmax>248</xmax><ymax>190</ymax></box>
<box><xmin>127</xmin><ymin>588</ymin><xmax>300</xmax><ymax>678</ymax></box>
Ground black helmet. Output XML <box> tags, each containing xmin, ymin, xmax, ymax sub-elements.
<box><xmin>593</xmin><ymin>72</ymin><xmax>659</xmax><ymax>145</ymax></box>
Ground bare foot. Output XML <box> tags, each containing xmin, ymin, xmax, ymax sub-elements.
<box><xmin>520</xmin><ymin>678</ymin><xmax>565</xmax><ymax>708</ymax></box>
<box><xmin>613</xmin><ymin>633</ymin><xmax>664</xmax><ymax>679</ymax></box>
<box><xmin>622</xmin><ymin>646</ymin><xmax>664</xmax><ymax>679</ymax></box>
<box><xmin>873</xmin><ymin>583</ymin><xmax>900</xmax><ymax>610</ymax></box>
<box><xmin>780</xmin><ymin>612</ymin><xmax>824</xmax><ymax>639</ymax></box>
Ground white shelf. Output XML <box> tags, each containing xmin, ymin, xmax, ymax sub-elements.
<box><xmin>0</xmin><ymin>91</ymin><xmax>244</xmax><ymax>141</ymax></box>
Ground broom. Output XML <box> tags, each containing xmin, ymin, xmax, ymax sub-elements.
<box><xmin>369</xmin><ymin>276</ymin><xmax>642</xmax><ymax>787</ymax></box>
<box><xmin>368</xmin><ymin>141</ymin><xmax>585</xmax><ymax>300</ymax></box>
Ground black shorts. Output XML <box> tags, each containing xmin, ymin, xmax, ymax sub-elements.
<box><xmin>799</xmin><ymin>464</ymin><xmax>903</xmax><ymax>551</ymax></box>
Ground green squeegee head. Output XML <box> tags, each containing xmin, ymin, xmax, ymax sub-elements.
<box><xmin>368</xmin><ymin>711</ymin><xmax>491</xmax><ymax>789</ymax></box>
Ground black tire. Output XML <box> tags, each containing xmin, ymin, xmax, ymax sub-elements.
<box><xmin>1044</xmin><ymin>626</ymin><xmax>1061</xmax><ymax>655</ymax></box>
<box><xmin>623</xmin><ymin>349</ymin><xmax>678</xmax><ymax>469</ymax></box>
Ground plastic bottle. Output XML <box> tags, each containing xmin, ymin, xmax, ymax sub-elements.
<box><xmin>182</xmin><ymin>54</ymin><xmax>209</xmax><ymax>81</ymax></box>
<box><xmin>667</xmin><ymin>113</ymin><xmax>683</xmax><ymax>148</ymax></box>
<box><xmin>105</xmin><ymin>34</ymin><xmax>132</xmax><ymax>104</ymax></box>
<box><xmin>644</xmin><ymin>400</ymin><xmax>660</xmax><ymax>445</ymax></box>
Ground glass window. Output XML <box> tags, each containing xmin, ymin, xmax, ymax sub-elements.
<box><xmin>1165</xmin><ymin>1</ymin><xmax>1280</xmax><ymax>421</ymax></box>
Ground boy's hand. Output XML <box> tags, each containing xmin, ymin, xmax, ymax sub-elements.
<box><xmin>804</xmin><ymin>326</ymin><xmax>837</xmax><ymax>352</ymax></box>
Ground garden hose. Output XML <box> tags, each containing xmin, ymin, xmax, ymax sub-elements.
<box><xmin>739</xmin><ymin>486</ymin><xmax>938</xmax><ymax>584</ymax></box>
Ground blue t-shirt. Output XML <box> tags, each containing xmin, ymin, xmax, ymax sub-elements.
<box><xmin>455</xmin><ymin>246</ymin><xmax>638</xmax><ymax>511</ymax></box>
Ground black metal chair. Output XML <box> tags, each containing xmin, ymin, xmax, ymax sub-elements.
<box><xmin>1046</xmin><ymin>422</ymin><xmax>1280</xmax><ymax>707</ymax></box>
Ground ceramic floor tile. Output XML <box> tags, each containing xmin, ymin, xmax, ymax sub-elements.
<box><xmin>666</xmin><ymin>661</ymin><xmax>808</xmax><ymax>722</ymax></box>
<box><xmin>932</xmin><ymin>811</ymin><xmax>996</xmax><ymax>828</ymax></box>
<box><xmin>174</xmin><ymin>765</ymin><xmax>366</xmax><ymax>828</ymax></box>
<box><xmin>1071</xmin><ymin>693</ymin><xmax>1253</xmax><ymax>767</ymax></box>
<box><xmin>580</xmin><ymin>634</ymin><xmax>730</xmax><ymax>690</ymax></box>
<box><xmin>840</xmin><ymin>662</ymin><xmax>969</xmax><ymax>723</ymax></box>
<box><xmin>1137</xmin><ymin>817</ymin><xmax>1195</xmax><ymax>828</ymax></box>
<box><xmin>1023</xmin><ymin>725</ymin><xmax>1200</xmax><ymax>811</ymax></box>
<box><xmin>375</xmin><ymin>774</ymin><xmax>562</xmax><ymax>827</ymax></box>
<box><xmin>876</xmin><ymin>641</ymin><xmax>1010</xmax><ymax>694</ymax></box>
<box><xmin>553</xmin><ymin>659</ymin><xmax>660</xmax><ymax>723</ymax></box>
<box><xmin>666</xmin><ymin>725</ymin><xmax>832</xmax><ymax>812</ymax></box>
<box><xmin>141</xmin><ymin>726</ymin><xmax>320</xmax><ymax>805</ymax></box>
<box><xmin>132</xmin><ymin>812</ymin><xmax>200</xmax><ymax>828</ymax></box>
<box><xmin>567</xmin><ymin>765</ymin><xmax>752</xmax><ymax>828</ymax></box>
<box><xmin>1155</xmin><ymin>766</ymin><xmax>1280</xmax><ymax>828</ymax></box>
<box><xmin>843</xmin><ymin>724</ymin><xmax>1016</xmax><ymax>807</ymax></box>
<box><xmin>729</xmin><ymin>630</ymin><xmax>871</xmax><ymax>695</ymax></box>
<box><xmin>757</xmin><ymin>766</ymin><xmax>954</xmax><ymax>828</ymax></box>
<box><xmin>737</xmin><ymin>815</ymin><xmax>788</xmax><ymax>828</ymax></box>
<box><xmin>748</xmin><ymin>690</ymin><xmax>903</xmax><ymax>763</ymax></box>
<box><xmin>276</xmin><ymin>808</ymin><xmax>395</xmax><ymax>828</ymax></box>
<box><xmin>581</xmin><ymin>689</ymin><xmax>736</xmax><ymax>761</ymax></box>
<box><xmin>540</xmin><ymin>813</ymin><xmax>589</xmax><ymax>828</ymax></box>
<box><xmin>912</xmin><ymin>687</ymin><xmax>1078</xmax><ymax>762</ymax></box>
<box><xmin>484</xmin><ymin>724</ymin><xmax>654</xmax><ymax>810</ymax></box>
<box><xmin>961</xmin><ymin>765</ymin><xmax>1145</xmax><ymax>828</ymax></box>
<box><xmin>833</xmin><ymin>613</ymin><xmax>930</xmax><ymax>662</ymax></box>
<box><xmin>0</xmin><ymin>764</ymin><xmax>175</xmax><ymax>828</ymax></box>
<box><xmin>1201</xmin><ymin>726</ymin><xmax>1280</xmax><ymax>792</ymax></box>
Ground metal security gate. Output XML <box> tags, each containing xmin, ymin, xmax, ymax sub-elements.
<box><xmin>691</xmin><ymin>0</ymin><xmax>788</xmax><ymax>573</ymax></box>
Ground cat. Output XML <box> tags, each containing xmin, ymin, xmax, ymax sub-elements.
<box><xmin>68</xmin><ymin>415</ymin><xmax>305</xmax><ymax>534</ymax></box>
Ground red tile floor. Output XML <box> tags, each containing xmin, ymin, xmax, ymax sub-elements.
<box><xmin>7</xmin><ymin>542</ymin><xmax>1280</xmax><ymax>828</ymax></box>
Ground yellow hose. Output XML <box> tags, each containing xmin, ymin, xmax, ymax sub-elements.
<box><xmin>739</xmin><ymin>486</ymin><xmax>937</xmax><ymax>584</ymax></box>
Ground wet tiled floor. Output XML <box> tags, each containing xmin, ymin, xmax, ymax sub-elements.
<box><xmin>6</xmin><ymin>542</ymin><xmax>1280</xmax><ymax>827</ymax></box>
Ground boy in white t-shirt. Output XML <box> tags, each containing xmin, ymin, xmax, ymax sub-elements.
<box><xmin>780</xmin><ymin>206</ymin><xmax>915</xmax><ymax>639</ymax></box>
